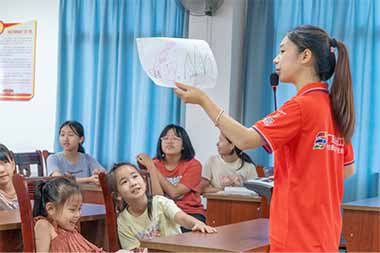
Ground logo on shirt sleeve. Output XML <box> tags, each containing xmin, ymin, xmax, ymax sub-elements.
<box><xmin>261</xmin><ymin>110</ymin><xmax>287</xmax><ymax>126</ymax></box>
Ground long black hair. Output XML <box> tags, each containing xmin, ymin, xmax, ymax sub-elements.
<box><xmin>287</xmin><ymin>25</ymin><xmax>355</xmax><ymax>142</ymax></box>
<box><xmin>33</xmin><ymin>177</ymin><xmax>81</xmax><ymax>217</ymax></box>
<box><xmin>107</xmin><ymin>162</ymin><xmax>153</xmax><ymax>220</ymax></box>
<box><xmin>225</xmin><ymin>136</ymin><xmax>255</xmax><ymax>170</ymax></box>
<box><xmin>59</xmin><ymin>120</ymin><xmax>86</xmax><ymax>153</ymax></box>
<box><xmin>155</xmin><ymin>124</ymin><xmax>195</xmax><ymax>161</ymax></box>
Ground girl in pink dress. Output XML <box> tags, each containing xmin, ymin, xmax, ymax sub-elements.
<box><xmin>33</xmin><ymin>177</ymin><xmax>102</xmax><ymax>252</ymax></box>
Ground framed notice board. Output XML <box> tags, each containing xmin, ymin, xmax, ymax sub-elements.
<box><xmin>0</xmin><ymin>20</ymin><xmax>37</xmax><ymax>101</ymax></box>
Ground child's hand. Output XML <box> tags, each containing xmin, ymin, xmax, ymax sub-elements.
<box><xmin>89</xmin><ymin>174</ymin><xmax>99</xmax><ymax>184</ymax></box>
<box><xmin>136</xmin><ymin>153</ymin><xmax>155</xmax><ymax>171</ymax></box>
<box><xmin>192</xmin><ymin>221</ymin><xmax>217</xmax><ymax>233</ymax></box>
<box><xmin>220</xmin><ymin>176</ymin><xmax>233</xmax><ymax>187</ymax></box>
<box><xmin>231</xmin><ymin>175</ymin><xmax>243</xmax><ymax>186</ymax></box>
<box><xmin>130</xmin><ymin>248</ymin><xmax>148</xmax><ymax>253</ymax></box>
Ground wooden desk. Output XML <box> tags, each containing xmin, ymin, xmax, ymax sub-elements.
<box><xmin>81</xmin><ymin>184</ymin><xmax>104</xmax><ymax>204</ymax></box>
<box><xmin>204</xmin><ymin>193</ymin><xmax>262</xmax><ymax>226</ymax></box>
<box><xmin>342</xmin><ymin>197</ymin><xmax>380</xmax><ymax>252</ymax></box>
<box><xmin>0</xmin><ymin>203</ymin><xmax>106</xmax><ymax>252</ymax></box>
<box><xmin>141</xmin><ymin>218</ymin><xmax>269</xmax><ymax>252</ymax></box>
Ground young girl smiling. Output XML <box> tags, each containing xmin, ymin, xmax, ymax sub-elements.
<box><xmin>108</xmin><ymin>162</ymin><xmax>216</xmax><ymax>251</ymax></box>
<box><xmin>33</xmin><ymin>177</ymin><xmax>102</xmax><ymax>252</ymax></box>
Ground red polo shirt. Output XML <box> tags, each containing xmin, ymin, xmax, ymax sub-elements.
<box><xmin>253</xmin><ymin>82</ymin><xmax>354</xmax><ymax>252</ymax></box>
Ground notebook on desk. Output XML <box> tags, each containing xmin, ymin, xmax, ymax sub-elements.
<box><xmin>222</xmin><ymin>186</ymin><xmax>258</xmax><ymax>196</ymax></box>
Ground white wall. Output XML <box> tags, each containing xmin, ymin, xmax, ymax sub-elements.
<box><xmin>0</xmin><ymin>0</ymin><xmax>59</xmax><ymax>152</ymax></box>
<box><xmin>186</xmin><ymin>0</ymin><xmax>247</xmax><ymax>164</ymax></box>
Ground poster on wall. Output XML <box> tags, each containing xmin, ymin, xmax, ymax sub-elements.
<box><xmin>0</xmin><ymin>20</ymin><xmax>37</xmax><ymax>101</ymax></box>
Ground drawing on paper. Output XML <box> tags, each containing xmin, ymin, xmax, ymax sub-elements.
<box><xmin>136</xmin><ymin>37</ymin><xmax>217</xmax><ymax>88</ymax></box>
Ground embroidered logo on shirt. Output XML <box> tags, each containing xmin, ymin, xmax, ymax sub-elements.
<box><xmin>262</xmin><ymin>110</ymin><xmax>287</xmax><ymax>126</ymax></box>
<box><xmin>263</xmin><ymin>117</ymin><xmax>274</xmax><ymax>126</ymax></box>
<box><xmin>313</xmin><ymin>131</ymin><xmax>344</xmax><ymax>154</ymax></box>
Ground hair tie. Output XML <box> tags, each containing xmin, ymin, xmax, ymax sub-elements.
<box><xmin>330</xmin><ymin>38</ymin><xmax>338</xmax><ymax>48</ymax></box>
<box><xmin>37</xmin><ymin>181</ymin><xmax>47</xmax><ymax>194</ymax></box>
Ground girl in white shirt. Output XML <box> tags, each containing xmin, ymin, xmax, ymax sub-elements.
<box><xmin>201</xmin><ymin>132</ymin><xmax>257</xmax><ymax>193</ymax></box>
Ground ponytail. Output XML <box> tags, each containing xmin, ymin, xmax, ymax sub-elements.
<box><xmin>330</xmin><ymin>40</ymin><xmax>355</xmax><ymax>142</ymax></box>
<box><xmin>78</xmin><ymin>144</ymin><xmax>85</xmax><ymax>153</ymax></box>
<box><xmin>235</xmin><ymin>148</ymin><xmax>255</xmax><ymax>170</ymax></box>
<box><xmin>33</xmin><ymin>181</ymin><xmax>48</xmax><ymax>217</ymax></box>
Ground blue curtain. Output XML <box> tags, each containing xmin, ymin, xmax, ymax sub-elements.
<box><xmin>56</xmin><ymin>0</ymin><xmax>188</xmax><ymax>169</ymax></box>
<box><xmin>242</xmin><ymin>0</ymin><xmax>379</xmax><ymax>201</ymax></box>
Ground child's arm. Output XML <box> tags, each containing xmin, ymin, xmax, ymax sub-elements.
<box><xmin>174</xmin><ymin>211</ymin><xmax>217</xmax><ymax>233</ymax></box>
<box><xmin>155</xmin><ymin>171</ymin><xmax>191</xmax><ymax>199</ymax></box>
<box><xmin>76</xmin><ymin>175</ymin><xmax>99</xmax><ymax>184</ymax></box>
<box><xmin>200</xmin><ymin>178</ymin><xmax>223</xmax><ymax>193</ymax></box>
<box><xmin>34</xmin><ymin>219</ymin><xmax>53</xmax><ymax>252</ymax></box>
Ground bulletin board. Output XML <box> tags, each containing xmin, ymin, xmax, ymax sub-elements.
<box><xmin>0</xmin><ymin>20</ymin><xmax>37</xmax><ymax>101</ymax></box>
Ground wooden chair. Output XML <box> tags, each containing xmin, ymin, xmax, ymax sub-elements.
<box><xmin>41</xmin><ymin>150</ymin><xmax>54</xmax><ymax>175</ymax></box>
<box><xmin>12</xmin><ymin>174</ymin><xmax>36</xmax><ymax>252</ymax></box>
<box><xmin>13</xmin><ymin>151</ymin><xmax>44</xmax><ymax>177</ymax></box>
<box><xmin>23</xmin><ymin>176</ymin><xmax>73</xmax><ymax>200</ymax></box>
<box><xmin>98</xmin><ymin>169</ymin><xmax>152</xmax><ymax>252</ymax></box>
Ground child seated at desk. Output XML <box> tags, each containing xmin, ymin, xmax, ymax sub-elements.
<box><xmin>137</xmin><ymin>124</ymin><xmax>206</xmax><ymax>232</ymax></box>
<box><xmin>47</xmin><ymin>120</ymin><xmax>105</xmax><ymax>184</ymax></box>
<box><xmin>33</xmin><ymin>177</ymin><xmax>103</xmax><ymax>252</ymax></box>
<box><xmin>201</xmin><ymin>132</ymin><xmax>257</xmax><ymax>193</ymax></box>
<box><xmin>108</xmin><ymin>162</ymin><xmax>216</xmax><ymax>251</ymax></box>
<box><xmin>0</xmin><ymin>143</ymin><xmax>18</xmax><ymax>210</ymax></box>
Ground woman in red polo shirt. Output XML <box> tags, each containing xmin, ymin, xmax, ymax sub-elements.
<box><xmin>175</xmin><ymin>25</ymin><xmax>355</xmax><ymax>252</ymax></box>
<box><xmin>137</xmin><ymin>124</ymin><xmax>205</xmax><ymax>233</ymax></box>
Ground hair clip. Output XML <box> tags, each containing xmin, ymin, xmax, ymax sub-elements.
<box><xmin>330</xmin><ymin>38</ymin><xmax>338</xmax><ymax>48</ymax></box>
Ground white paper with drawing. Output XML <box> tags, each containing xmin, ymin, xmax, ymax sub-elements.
<box><xmin>136</xmin><ymin>38</ymin><xmax>218</xmax><ymax>88</ymax></box>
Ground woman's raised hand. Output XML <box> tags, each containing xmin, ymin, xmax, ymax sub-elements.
<box><xmin>175</xmin><ymin>82</ymin><xmax>208</xmax><ymax>106</ymax></box>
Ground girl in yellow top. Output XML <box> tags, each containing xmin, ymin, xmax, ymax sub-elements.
<box><xmin>108</xmin><ymin>162</ymin><xmax>216</xmax><ymax>251</ymax></box>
